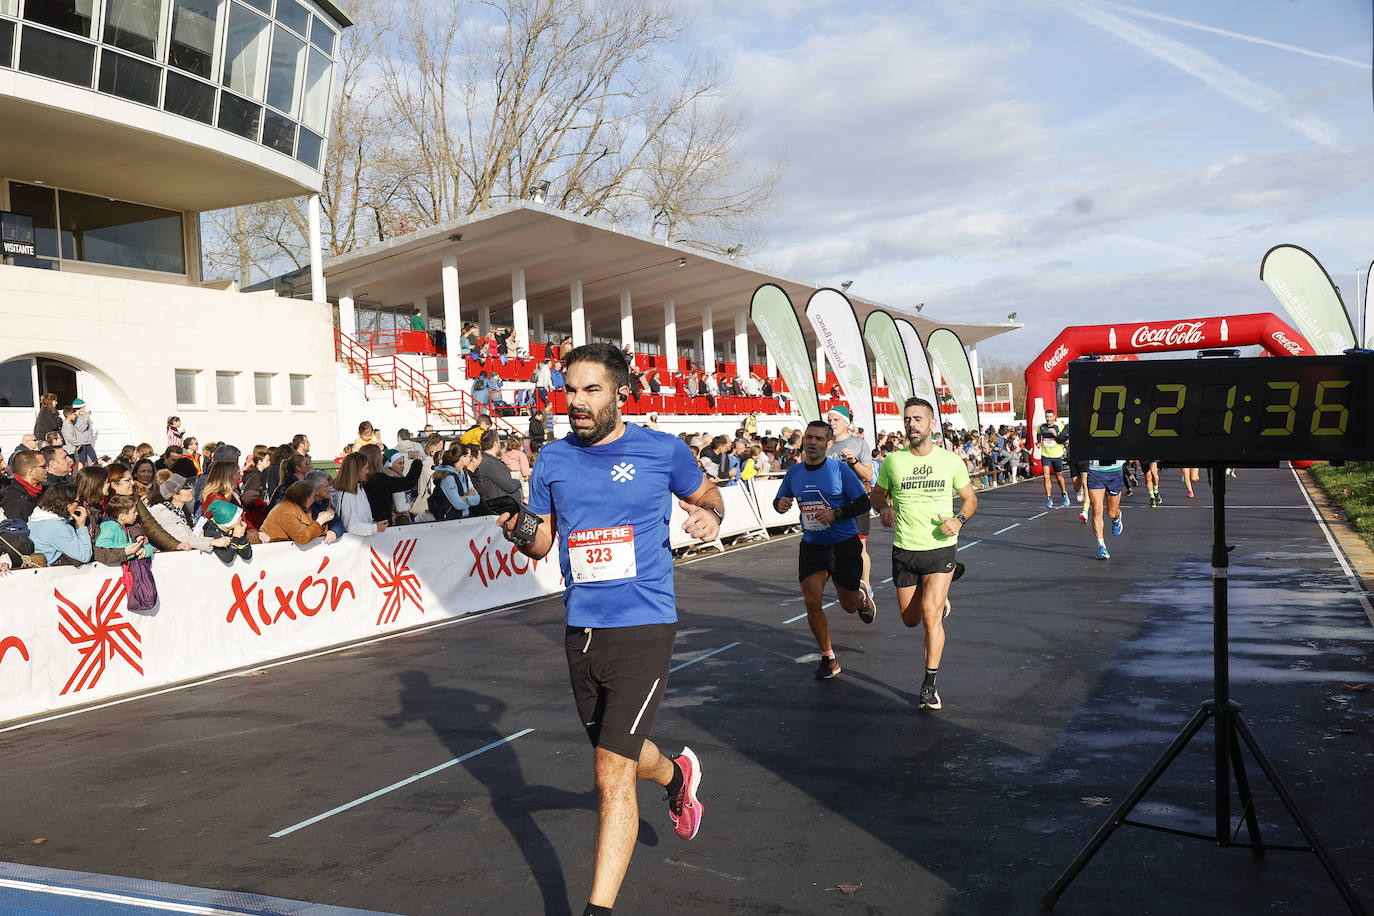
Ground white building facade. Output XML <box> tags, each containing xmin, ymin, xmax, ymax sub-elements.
<box><xmin>0</xmin><ymin>0</ymin><xmax>348</xmax><ymax>455</ymax></box>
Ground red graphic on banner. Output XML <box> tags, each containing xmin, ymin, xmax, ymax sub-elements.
<box><xmin>226</xmin><ymin>555</ymin><xmax>356</xmax><ymax>636</ymax></box>
<box><xmin>56</xmin><ymin>578</ymin><xmax>143</xmax><ymax>695</ymax></box>
<box><xmin>0</xmin><ymin>636</ymin><xmax>30</xmax><ymax>665</ymax></box>
<box><xmin>468</xmin><ymin>534</ymin><xmax>552</xmax><ymax>588</ymax></box>
<box><xmin>371</xmin><ymin>539</ymin><xmax>422</xmax><ymax>626</ymax></box>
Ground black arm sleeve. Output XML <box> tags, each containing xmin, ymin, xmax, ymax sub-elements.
<box><xmin>832</xmin><ymin>493</ymin><xmax>871</xmax><ymax>521</ymax></box>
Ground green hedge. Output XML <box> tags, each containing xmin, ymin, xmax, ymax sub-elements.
<box><xmin>1310</xmin><ymin>461</ymin><xmax>1374</xmax><ymax>549</ymax></box>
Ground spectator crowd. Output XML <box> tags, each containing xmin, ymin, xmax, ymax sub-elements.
<box><xmin>0</xmin><ymin>393</ymin><xmax>1031</xmax><ymax>577</ymax></box>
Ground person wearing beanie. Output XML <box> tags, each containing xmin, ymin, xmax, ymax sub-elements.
<box><xmin>363</xmin><ymin>445</ymin><xmax>422</xmax><ymax>525</ymax></box>
<box><xmin>203</xmin><ymin>498</ymin><xmax>252</xmax><ymax>564</ymax></box>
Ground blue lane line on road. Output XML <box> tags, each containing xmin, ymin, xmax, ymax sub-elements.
<box><xmin>1028</xmin><ymin>511</ymin><xmax>1048</xmax><ymax>520</ymax></box>
<box><xmin>670</xmin><ymin>641</ymin><xmax>742</xmax><ymax>672</ymax></box>
<box><xmin>993</xmin><ymin>523</ymin><xmax>1020</xmax><ymax>535</ymax></box>
<box><xmin>270</xmin><ymin>730</ymin><xmax>536</xmax><ymax>839</ymax></box>
<box><xmin>956</xmin><ymin>540</ymin><xmax>983</xmax><ymax>552</ymax></box>
<box><xmin>0</xmin><ymin>862</ymin><xmax>401</xmax><ymax>915</ymax></box>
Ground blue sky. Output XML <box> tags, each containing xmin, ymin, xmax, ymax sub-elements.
<box><xmin>688</xmin><ymin>0</ymin><xmax>1374</xmax><ymax>363</ymax></box>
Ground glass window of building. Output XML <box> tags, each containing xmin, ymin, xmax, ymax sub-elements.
<box><xmin>24</xmin><ymin>0</ymin><xmax>95</xmax><ymax>38</ymax></box>
<box><xmin>262</xmin><ymin>111</ymin><xmax>295</xmax><ymax>155</ymax></box>
<box><xmin>222</xmin><ymin>2</ymin><xmax>270</xmax><ymax>100</ymax></box>
<box><xmin>276</xmin><ymin>0</ymin><xmax>308</xmax><ymax>37</ymax></box>
<box><xmin>300</xmin><ymin>46</ymin><xmax>330</xmax><ymax>133</ymax></box>
<box><xmin>7</xmin><ymin>183</ymin><xmax>59</xmax><ymax>259</ymax></box>
<box><xmin>57</xmin><ymin>190</ymin><xmax>186</xmax><ymax>273</ymax></box>
<box><xmin>241</xmin><ymin>0</ymin><xmax>271</xmax><ymax>12</ymax></box>
<box><xmin>289</xmin><ymin>374</ymin><xmax>308</xmax><ymax>407</ymax></box>
<box><xmin>254</xmin><ymin>372</ymin><xmax>273</xmax><ymax>405</ymax></box>
<box><xmin>295</xmin><ymin>127</ymin><xmax>321</xmax><ymax>169</ymax></box>
<box><xmin>216</xmin><ymin>371</ymin><xmax>237</xmax><ymax>406</ymax></box>
<box><xmin>19</xmin><ymin>26</ymin><xmax>95</xmax><ymax>87</ymax></box>
<box><xmin>104</xmin><ymin>0</ymin><xmax>163</xmax><ymax>58</ymax></box>
<box><xmin>265</xmin><ymin>24</ymin><xmax>304</xmax><ymax>116</ymax></box>
<box><xmin>309</xmin><ymin>16</ymin><xmax>334</xmax><ymax>55</ymax></box>
<box><xmin>218</xmin><ymin>91</ymin><xmax>261</xmax><ymax>140</ymax></box>
<box><xmin>0</xmin><ymin>359</ymin><xmax>35</xmax><ymax>409</ymax></box>
<box><xmin>0</xmin><ymin>20</ymin><xmax>14</xmax><ymax>69</ymax></box>
<box><xmin>163</xmin><ymin>69</ymin><xmax>216</xmax><ymax>123</ymax></box>
<box><xmin>167</xmin><ymin>0</ymin><xmax>220</xmax><ymax>79</ymax></box>
<box><xmin>0</xmin><ymin>0</ymin><xmax>17</xmax><ymax>17</ymax></box>
<box><xmin>175</xmin><ymin>369</ymin><xmax>199</xmax><ymax>405</ymax></box>
<box><xmin>98</xmin><ymin>50</ymin><xmax>162</xmax><ymax>106</ymax></box>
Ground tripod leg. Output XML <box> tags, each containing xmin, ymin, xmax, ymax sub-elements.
<box><xmin>1232</xmin><ymin>714</ymin><xmax>1369</xmax><ymax>916</ymax></box>
<box><xmin>1042</xmin><ymin>705</ymin><xmax>1213</xmax><ymax>909</ymax></box>
<box><xmin>1227</xmin><ymin>725</ymin><xmax>1264</xmax><ymax>857</ymax></box>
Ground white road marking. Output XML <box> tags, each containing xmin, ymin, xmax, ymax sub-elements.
<box><xmin>956</xmin><ymin>540</ymin><xmax>983</xmax><ymax>552</ymax></box>
<box><xmin>0</xmin><ymin>879</ymin><xmax>253</xmax><ymax>915</ymax></box>
<box><xmin>881</xmin><ymin>577</ymin><xmax>893</xmax><ymax>584</ymax></box>
<box><xmin>1291</xmin><ymin>469</ymin><xmax>1374</xmax><ymax>627</ymax></box>
<box><xmin>271</xmin><ymin>729</ymin><xmax>536</xmax><ymax>838</ymax></box>
<box><xmin>1029</xmin><ymin>511</ymin><xmax>1048</xmax><ymax>520</ymax></box>
<box><xmin>783</xmin><ymin>612</ymin><xmax>808</xmax><ymax>624</ymax></box>
<box><xmin>993</xmin><ymin>523</ymin><xmax>1020</xmax><ymax>535</ymax></box>
<box><xmin>670</xmin><ymin>641</ymin><xmax>742</xmax><ymax>673</ymax></box>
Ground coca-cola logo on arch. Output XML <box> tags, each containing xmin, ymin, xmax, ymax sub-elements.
<box><xmin>1042</xmin><ymin>344</ymin><xmax>1070</xmax><ymax>373</ymax></box>
<box><xmin>1271</xmin><ymin>331</ymin><xmax>1304</xmax><ymax>355</ymax></box>
<box><xmin>1130</xmin><ymin>321</ymin><xmax>1206</xmax><ymax>349</ymax></box>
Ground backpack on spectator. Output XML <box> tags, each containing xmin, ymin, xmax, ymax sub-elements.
<box><xmin>426</xmin><ymin>469</ymin><xmax>458</xmax><ymax>521</ymax></box>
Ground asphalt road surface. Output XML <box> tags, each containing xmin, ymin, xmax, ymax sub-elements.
<box><xmin>2</xmin><ymin>468</ymin><xmax>1371</xmax><ymax>915</ymax></box>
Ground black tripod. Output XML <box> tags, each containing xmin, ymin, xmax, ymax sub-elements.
<box><xmin>1042</xmin><ymin>470</ymin><xmax>1368</xmax><ymax>914</ymax></box>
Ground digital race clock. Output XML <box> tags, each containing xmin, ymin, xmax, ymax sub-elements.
<box><xmin>1066</xmin><ymin>354</ymin><xmax>1374</xmax><ymax>464</ymax></box>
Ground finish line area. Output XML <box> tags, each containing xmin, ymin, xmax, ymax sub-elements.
<box><xmin>2</xmin><ymin>470</ymin><xmax>1370</xmax><ymax>915</ymax></box>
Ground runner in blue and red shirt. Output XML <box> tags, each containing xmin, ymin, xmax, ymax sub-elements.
<box><xmin>497</xmin><ymin>343</ymin><xmax>723</xmax><ymax>916</ymax></box>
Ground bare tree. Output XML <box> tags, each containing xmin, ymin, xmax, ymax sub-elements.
<box><xmin>204</xmin><ymin>0</ymin><xmax>784</xmax><ymax>284</ymax></box>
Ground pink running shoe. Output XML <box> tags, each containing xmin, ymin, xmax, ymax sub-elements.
<box><xmin>667</xmin><ymin>747</ymin><xmax>704</xmax><ymax>840</ymax></box>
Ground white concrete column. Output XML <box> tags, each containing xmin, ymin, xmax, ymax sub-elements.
<box><xmin>534</xmin><ymin>313</ymin><xmax>545</xmax><ymax>348</ymax></box>
<box><xmin>479</xmin><ymin>307</ymin><xmax>491</xmax><ymax>335</ymax></box>
<box><xmin>307</xmin><ymin>193</ymin><xmax>325</xmax><ymax>303</ymax></box>
<box><xmin>875</xmin><ymin>362</ymin><xmax>885</xmax><ymax>389</ymax></box>
<box><xmin>570</xmin><ymin>280</ymin><xmax>586</xmax><ymax>347</ymax></box>
<box><xmin>968</xmin><ymin>344</ymin><xmax>980</xmax><ymax>388</ymax></box>
<box><xmin>441</xmin><ymin>255</ymin><xmax>461</xmax><ymax>352</ymax></box>
<box><xmin>511</xmin><ymin>268</ymin><xmax>529</xmax><ymax>355</ymax></box>
<box><xmin>816</xmin><ymin>342</ymin><xmax>826</xmax><ymax>383</ymax></box>
<box><xmin>663</xmin><ymin>297</ymin><xmax>678</xmax><ymax>373</ymax></box>
<box><xmin>701</xmin><ymin>305</ymin><xmax>716</xmax><ymax>373</ymax></box>
<box><xmin>619</xmin><ymin>289</ymin><xmax>635</xmax><ymax>351</ymax></box>
<box><xmin>415</xmin><ymin>298</ymin><xmax>430</xmax><ymax>329</ymax></box>
<box><xmin>765</xmin><ymin>344</ymin><xmax>775</xmax><ymax>380</ymax></box>
<box><xmin>338</xmin><ymin>286</ymin><xmax>355</xmax><ymax>336</ymax></box>
<box><xmin>734</xmin><ymin>312</ymin><xmax>748</xmax><ymax>375</ymax></box>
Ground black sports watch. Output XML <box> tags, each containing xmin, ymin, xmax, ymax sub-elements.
<box><xmin>955</xmin><ymin>513</ymin><xmax>967</xmax><ymax>524</ymax></box>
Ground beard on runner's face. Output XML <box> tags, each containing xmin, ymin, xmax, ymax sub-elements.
<box><xmin>569</xmin><ymin>398</ymin><xmax>619</xmax><ymax>444</ymax></box>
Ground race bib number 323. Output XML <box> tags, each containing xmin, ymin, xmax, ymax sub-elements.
<box><xmin>568</xmin><ymin>526</ymin><xmax>637</xmax><ymax>583</ymax></box>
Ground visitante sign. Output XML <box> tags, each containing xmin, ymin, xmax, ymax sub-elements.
<box><xmin>1</xmin><ymin>210</ymin><xmax>37</xmax><ymax>258</ymax></box>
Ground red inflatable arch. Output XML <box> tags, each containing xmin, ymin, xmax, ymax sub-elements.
<box><xmin>1024</xmin><ymin>312</ymin><xmax>1314</xmax><ymax>474</ymax></box>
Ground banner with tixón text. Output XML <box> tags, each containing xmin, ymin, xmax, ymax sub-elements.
<box><xmin>1260</xmin><ymin>244</ymin><xmax>1356</xmax><ymax>355</ymax></box>
<box><xmin>926</xmin><ymin>328</ymin><xmax>980</xmax><ymax>432</ymax></box>
<box><xmin>751</xmin><ymin>284</ymin><xmax>821</xmax><ymax>422</ymax></box>
<box><xmin>0</xmin><ymin>519</ymin><xmax>564</xmax><ymax>724</ymax></box>
<box><xmin>806</xmin><ymin>288</ymin><xmax>876</xmax><ymax>441</ymax></box>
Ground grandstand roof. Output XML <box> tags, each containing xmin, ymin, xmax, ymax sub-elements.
<box><xmin>322</xmin><ymin>202</ymin><xmax>1020</xmax><ymax>350</ymax></box>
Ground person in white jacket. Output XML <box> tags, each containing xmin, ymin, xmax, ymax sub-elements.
<box><xmin>332</xmin><ymin>452</ymin><xmax>386</xmax><ymax>535</ymax></box>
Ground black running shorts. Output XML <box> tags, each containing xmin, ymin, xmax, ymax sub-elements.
<box><xmin>565</xmin><ymin>622</ymin><xmax>676</xmax><ymax>761</ymax></box>
<box><xmin>798</xmin><ymin>536</ymin><xmax>863</xmax><ymax>592</ymax></box>
<box><xmin>1069</xmin><ymin>459</ymin><xmax>1090</xmax><ymax>477</ymax></box>
<box><xmin>892</xmin><ymin>544</ymin><xmax>958</xmax><ymax>588</ymax></box>
<box><xmin>1041</xmin><ymin>456</ymin><xmax>1065</xmax><ymax>473</ymax></box>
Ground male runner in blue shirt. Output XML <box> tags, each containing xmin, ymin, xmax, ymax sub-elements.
<box><xmin>497</xmin><ymin>343</ymin><xmax>723</xmax><ymax>916</ymax></box>
<box><xmin>774</xmin><ymin>420</ymin><xmax>875</xmax><ymax>679</ymax></box>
